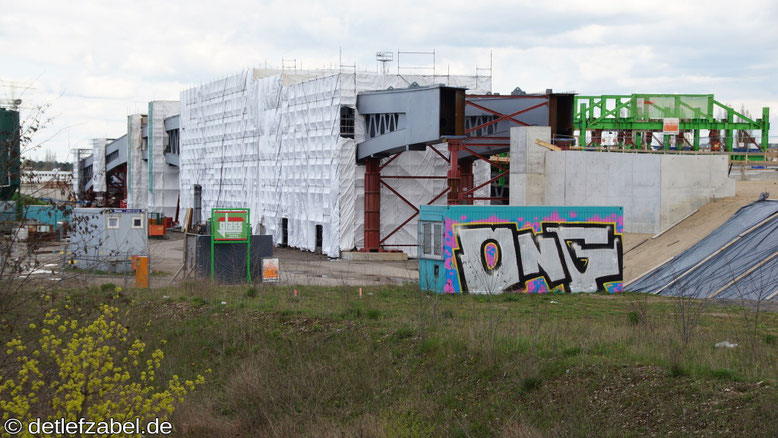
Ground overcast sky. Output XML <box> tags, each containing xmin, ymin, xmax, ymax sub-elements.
<box><xmin>2</xmin><ymin>0</ymin><xmax>777</xmax><ymax>161</ymax></box>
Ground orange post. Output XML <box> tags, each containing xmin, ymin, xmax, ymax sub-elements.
<box><xmin>133</xmin><ymin>256</ymin><xmax>149</xmax><ymax>288</ymax></box>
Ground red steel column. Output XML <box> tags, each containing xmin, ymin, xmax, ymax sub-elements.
<box><xmin>460</xmin><ymin>158</ymin><xmax>474</xmax><ymax>205</ymax></box>
<box><xmin>592</xmin><ymin>129</ymin><xmax>603</xmax><ymax>147</ymax></box>
<box><xmin>676</xmin><ymin>132</ymin><xmax>685</xmax><ymax>149</ymax></box>
<box><xmin>710</xmin><ymin>129</ymin><xmax>721</xmax><ymax>151</ymax></box>
<box><xmin>363</xmin><ymin>157</ymin><xmax>381</xmax><ymax>252</ymax></box>
<box><xmin>447</xmin><ymin>141</ymin><xmax>461</xmax><ymax>205</ymax></box>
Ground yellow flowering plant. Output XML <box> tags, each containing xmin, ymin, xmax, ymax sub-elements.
<box><xmin>1</xmin><ymin>303</ymin><xmax>205</xmax><ymax>437</ymax></box>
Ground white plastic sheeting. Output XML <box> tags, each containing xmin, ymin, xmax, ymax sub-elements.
<box><xmin>90</xmin><ymin>138</ymin><xmax>107</xmax><ymax>193</ymax></box>
<box><xmin>180</xmin><ymin>71</ymin><xmax>259</xmax><ymax>234</ymax></box>
<box><xmin>180</xmin><ymin>69</ymin><xmax>490</xmax><ymax>257</ymax></box>
<box><xmin>126</xmin><ymin>114</ymin><xmax>147</xmax><ymax>210</ymax></box>
<box><xmin>71</xmin><ymin>153</ymin><xmax>82</xmax><ymax>197</ymax></box>
<box><xmin>369</xmin><ymin>152</ymin><xmax>490</xmax><ymax>256</ymax></box>
<box><xmin>147</xmin><ymin>101</ymin><xmax>180</xmax><ymax>217</ymax></box>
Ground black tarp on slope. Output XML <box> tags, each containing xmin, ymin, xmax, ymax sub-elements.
<box><xmin>627</xmin><ymin>199</ymin><xmax>778</xmax><ymax>300</ymax></box>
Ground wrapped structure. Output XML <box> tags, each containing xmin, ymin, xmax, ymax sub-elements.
<box><xmin>180</xmin><ymin>69</ymin><xmax>490</xmax><ymax>257</ymax></box>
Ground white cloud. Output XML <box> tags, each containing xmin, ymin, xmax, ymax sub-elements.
<box><xmin>1</xmin><ymin>0</ymin><xmax>776</xmax><ymax>161</ymax></box>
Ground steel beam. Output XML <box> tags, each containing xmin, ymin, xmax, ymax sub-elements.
<box><xmin>363</xmin><ymin>158</ymin><xmax>381</xmax><ymax>252</ymax></box>
<box><xmin>447</xmin><ymin>141</ymin><xmax>461</xmax><ymax>204</ymax></box>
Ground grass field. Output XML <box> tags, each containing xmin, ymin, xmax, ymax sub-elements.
<box><xmin>5</xmin><ymin>283</ymin><xmax>778</xmax><ymax>437</ymax></box>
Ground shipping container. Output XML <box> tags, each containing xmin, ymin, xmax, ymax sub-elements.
<box><xmin>418</xmin><ymin>205</ymin><xmax>623</xmax><ymax>294</ymax></box>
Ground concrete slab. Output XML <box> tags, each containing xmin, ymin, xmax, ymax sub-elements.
<box><xmin>509</xmin><ymin>126</ymin><xmax>551</xmax><ymax>205</ymax></box>
<box><xmin>659</xmin><ymin>154</ymin><xmax>734</xmax><ymax>231</ymax></box>
<box><xmin>542</xmin><ymin>151</ymin><xmax>662</xmax><ymax>233</ymax></box>
<box><xmin>525</xmin><ymin>144</ymin><xmax>734</xmax><ymax>234</ymax></box>
<box><xmin>732</xmin><ymin>168</ymin><xmax>778</xmax><ymax>181</ymax></box>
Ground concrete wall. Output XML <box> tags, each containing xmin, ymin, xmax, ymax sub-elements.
<box><xmin>509</xmin><ymin>126</ymin><xmax>550</xmax><ymax>206</ymax></box>
<box><xmin>659</xmin><ymin>154</ymin><xmax>734</xmax><ymax>230</ymax></box>
<box><xmin>509</xmin><ymin>126</ymin><xmax>735</xmax><ymax>234</ymax></box>
<box><xmin>544</xmin><ymin>151</ymin><xmax>662</xmax><ymax>233</ymax></box>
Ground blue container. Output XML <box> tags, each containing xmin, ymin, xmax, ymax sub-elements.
<box><xmin>24</xmin><ymin>205</ymin><xmax>71</xmax><ymax>227</ymax></box>
<box><xmin>418</xmin><ymin>205</ymin><xmax>623</xmax><ymax>294</ymax></box>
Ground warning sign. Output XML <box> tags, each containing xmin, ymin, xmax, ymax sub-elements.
<box><xmin>262</xmin><ymin>258</ymin><xmax>280</xmax><ymax>283</ymax></box>
<box><xmin>663</xmin><ymin>118</ymin><xmax>680</xmax><ymax>135</ymax></box>
<box><xmin>210</xmin><ymin>208</ymin><xmax>251</xmax><ymax>283</ymax></box>
<box><xmin>212</xmin><ymin>209</ymin><xmax>249</xmax><ymax>241</ymax></box>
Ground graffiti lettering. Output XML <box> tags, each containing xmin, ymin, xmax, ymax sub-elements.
<box><xmin>453</xmin><ymin>223</ymin><xmax>622</xmax><ymax>293</ymax></box>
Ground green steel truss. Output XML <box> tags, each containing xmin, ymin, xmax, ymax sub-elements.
<box><xmin>573</xmin><ymin>94</ymin><xmax>770</xmax><ymax>154</ymax></box>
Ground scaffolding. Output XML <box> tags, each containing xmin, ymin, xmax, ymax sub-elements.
<box><xmin>179</xmin><ymin>69</ymin><xmax>491</xmax><ymax>257</ymax></box>
<box><xmin>574</xmin><ymin>94</ymin><xmax>771</xmax><ymax>159</ymax></box>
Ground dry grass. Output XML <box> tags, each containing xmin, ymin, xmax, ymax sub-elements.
<box><xmin>6</xmin><ymin>283</ymin><xmax>778</xmax><ymax>437</ymax></box>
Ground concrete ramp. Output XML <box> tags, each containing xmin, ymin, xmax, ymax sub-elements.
<box><xmin>626</xmin><ymin>199</ymin><xmax>778</xmax><ymax>300</ymax></box>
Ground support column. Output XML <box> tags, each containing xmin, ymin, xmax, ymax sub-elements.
<box><xmin>762</xmin><ymin>107</ymin><xmax>770</xmax><ymax>152</ymax></box>
<box><xmin>363</xmin><ymin>157</ymin><xmax>381</xmax><ymax>252</ymax></box>
<box><xmin>578</xmin><ymin>103</ymin><xmax>587</xmax><ymax>148</ymax></box>
<box><xmin>593</xmin><ymin>129</ymin><xmax>603</xmax><ymax>148</ymax></box>
<box><xmin>447</xmin><ymin>141</ymin><xmax>461</xmax><ymax>205</ymax></box>
<box><xmin>725</xmin><ymin>110</ymin><xmax>734</xmax><ymax>152</ymax></box>
<box><xmin>710</xmin><ymin>129</ymin><xmax>721</xmax><ymax>151</ymax></box>
<box><xmin>675</xmin><ymin>132</ymin><xmax>685</xmax><ymax>150</ymax></box>
<box><xmin>460</xmin><ymin>158</ymin><xmax>474</xmax><ymax>205</ymax></box>
<box><xmin>693</xmin><ymin>129</ymin><xmax>700</xmax><ymax>151</ymax></box>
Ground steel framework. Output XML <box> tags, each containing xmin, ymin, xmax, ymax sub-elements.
<box><xmin>574</xmin><ymin>94</ymin><xmax>770</xmax><ymax>155</ymax></box>
<box><xmin>361</xmin><ymin>92</ymin><xmax>570</xmax><ymax>251</ymax></box>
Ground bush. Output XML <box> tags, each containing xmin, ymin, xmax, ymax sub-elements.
<box><xmin>669</xmin><ymin>363</ymin><xmax>688</xmax><ymax>378</ymax></box>
<box><xmin>100</xmin><ymin>282</ymin><xmax>118</xmax><ymax>293</ymax></box>
<box><xmin>0</xmin><ymin>302</ymin><xmax>206</xmax><ymax>424</ymax></box>
<box><xmin>393</xmin><ymin>326</ymin><xmax>415</xmax><ymax>340</ymax></box>
<box><xmin>521</xmin><ymin>377</ymin><xmax>541</xmax><ymax>393</ymax></box>
<box><xmin>709</xmin><ymin>368</ymin><xmax>738</xmax><ymax>381</ymax></box>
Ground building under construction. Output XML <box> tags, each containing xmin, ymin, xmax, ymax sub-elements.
<box><xmin>176</xmin><ymin>68</ymin><xmax>580</xmax><ymax>257</ymax></box>
<box><xmin>75</xmin><ymin>101</ymin><xmax>181</xmax><ymax>220</ymax></box>
<box><xmin>69</xmin><ymin>61</ymin><xmax>772</xmax><ymax>259</ymax></box>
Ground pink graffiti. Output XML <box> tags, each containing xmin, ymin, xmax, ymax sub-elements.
<box><xmin>483</xmin><ymin>242</ymin><xmax>499</xmax><ymax>269</ymax></box>
<box><xmin>542</xmin><ymin>211</ymin><xmax>563</xmax><ymax>222</ymax></box>
<box><xmin>483</xmin><ymin>215</ymin><xmax>513</xmax><ymax>224</ymax></box>
<box><xmin>526</xmin><ymin>278</ymin><xmax>549</xmax><ymax>294</ymax></box>
<box><xmin>444</xmin><ymin>219</ymin><xmax>456</xmax><ymax>246</ymax></box>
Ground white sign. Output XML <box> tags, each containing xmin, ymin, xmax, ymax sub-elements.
<box><xmin>262</xmin><ymin>258</ymin><xmax>280</xmax><ymax>283</ymax></box>
<box><xmin>663</xmin><ymin>118</ymin><xmax>680</xmax><ymax>135</ymax></box>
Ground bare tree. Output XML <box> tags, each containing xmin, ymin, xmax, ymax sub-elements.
<box><xmin>721</xmin><ymin>255</ymin><xmax>778</xmax><ymax>360</ymax></box>
<box><xmin>0</xmin><ymin>106</ymin><xmax>100</xmax><ymax>323</ymax></box>
<box><xmin>666</xmin><ymin>272</ymin><xmax>708</xmax><ymax>374</ymax></box>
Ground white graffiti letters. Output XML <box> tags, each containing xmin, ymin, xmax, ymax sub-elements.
<box><xmin>453</xmin><ymin>223</ymin><xmax>622</xmax><ymax>293</ymax></box>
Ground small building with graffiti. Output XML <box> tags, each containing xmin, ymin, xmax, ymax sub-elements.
<box><xmin>418</xmin><ymin>205</ymin><xmax>623</xmax><ymax>294</ymax></box>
